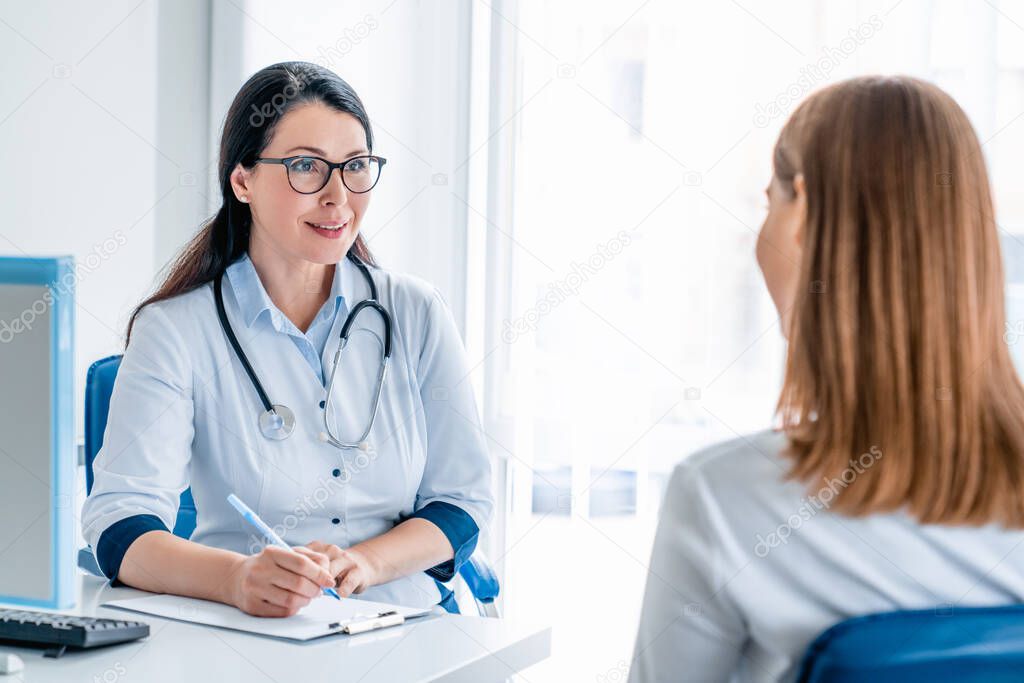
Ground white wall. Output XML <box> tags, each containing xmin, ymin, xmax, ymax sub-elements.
<box><xmin>0</xmin><ymin>0</ymin><xmax>481</xmax><ymax>552</ymax></box>
<box><xmin>0</xmin><ymin>0</ymin><xmax>170</xmax><ymax>437</ymax></box>
<box><xmin>225</xmin><ymin>0</ymin><xmax>474</xmax><ymax>329</ymax></box>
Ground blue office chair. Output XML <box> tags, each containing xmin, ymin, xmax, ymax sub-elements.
<box><xmin>80</xmin><ymin>355</ymin><xmax>500</xmax><ymax>617</ymax></box>
<box><xmin>796</xmin><ymin>604</ymin><xmax>1024</xmax><ymax>682</ymax></box>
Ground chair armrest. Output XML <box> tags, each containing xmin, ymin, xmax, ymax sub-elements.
<box><xmin>77</xmin><ymin>546</ymin><xmax>103</xmax><ymax>577</ymax></box>
<box><xmin>458</xmin><ymin>550</ymin><xmax>500</xmax><ymax>604</ymax></box>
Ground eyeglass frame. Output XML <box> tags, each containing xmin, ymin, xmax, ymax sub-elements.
<box><xmin>253</xmin><ymin>154</ymin><xmax>388</xmax><ymax>195</ymax></box>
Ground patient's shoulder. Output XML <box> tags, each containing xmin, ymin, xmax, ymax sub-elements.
<box><xmin>681</xmin><ymin>429</ymin><xmax>791</xmax><ymax>484</ymax></box>
<box><xmin>664</xmin><ymin>429</ymin><xmax>807</xmax><ymax>526</ymax></box>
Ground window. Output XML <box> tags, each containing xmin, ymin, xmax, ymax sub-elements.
<box><xmin>474</xmin><ymin>1</ymin><xmax>1024</xmax><ymax>678</ymax></box>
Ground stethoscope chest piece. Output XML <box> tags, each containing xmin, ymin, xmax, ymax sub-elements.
<box><xmin>259</xmin><ymin>404</ymin><xmax>295</xmax><ymax>440</ymax></box>
<box><xmin>216</xmin><ymin>252</ymin><xmax>392</xmax><ymax>449</ymax></box>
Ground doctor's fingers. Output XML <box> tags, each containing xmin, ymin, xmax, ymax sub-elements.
<box><xmin>293</xmin><ymin>545</ymin><xmax>332</xmax><ymax>573</ymax></box>
<box><xmin>262</xmin><ymin>545</ymin><xmax>334</xmax><ymax>586</ymax></box>
<box><xmin>268</xmin><ymin>566</ymin><xmax>326</xmax><ymax>599</ymax></box>
<box><xmin>304</xmin><ymin>540</ymin><xmax>332</xmax><ymax>553</ymax></box>
<box><xmin>236</xmin><ymin>596</ymin><xmax>295</xmax><ymax>618</ymax></box>
<box><xmin>334</xmin><ymin>565</ymin><xmax>367</xmax><ymax>597</ymax></box>
<box><xmin>259</xmin><ymin>583</ymin><xmax>314</xmax><ymax>614</ymax></box>
<box><xmin>306</xmin><ymin>542</ymin><xmax>354</xmax><ymax>579</ymax></box>
<box><xmin>233</xmin><ymin>583</ymin><xmax>309</xmax><ymax>618</ymax></box>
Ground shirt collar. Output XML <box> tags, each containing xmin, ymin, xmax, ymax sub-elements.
<box><xmin>224</xmin><ymin>253</ymin><xmax>349</xmax><ymax>330</ymax></box>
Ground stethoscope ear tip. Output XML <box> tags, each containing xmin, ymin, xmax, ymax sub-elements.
<box><xmin>317</xmin><ymin>431</ymin><xmax>329</xmax><ymax>443</ymax></box>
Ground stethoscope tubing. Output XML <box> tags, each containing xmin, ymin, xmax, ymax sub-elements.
<box><xmin>214</xmin><ymin>252</ymin><xmax>392</xmax><ymax>447</ymax></box>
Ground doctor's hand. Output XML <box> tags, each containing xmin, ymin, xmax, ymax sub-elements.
<box><xmin>228</xmin><ymin>545</ymin><xmax>336</xmax><ymax>617</ymax></box>
<box><xmin>305</xmin><ymin>541</ymin><xmax>379</xmax><ymax>598</ymax></box>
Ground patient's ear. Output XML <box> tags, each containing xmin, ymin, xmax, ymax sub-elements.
<box><xmin>792</xmin><ymin>173</ymin><xmax>807</xmax><ymax>247</ymax></box>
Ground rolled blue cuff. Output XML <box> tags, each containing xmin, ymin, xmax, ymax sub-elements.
<box><xmin>96</xmin><ymin>513</ymin><xmax>169</xmax><ymax>583</ymax></box>
<box><xmin>409</xmin><ymin>501</ymin><xmax>479</xmax><ymax>582</ymax></box>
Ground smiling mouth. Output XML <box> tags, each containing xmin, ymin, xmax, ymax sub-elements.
<box><xmin>306</xmin><ymin>221</ymin><xmax>348</xmax><ymax>231</ymax></box>
<box><xmin>305</xmin><ymin>220</ymin><xmax>352</xmax><ymax>239</ymax></box>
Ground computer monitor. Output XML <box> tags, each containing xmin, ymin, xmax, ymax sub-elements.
<box><xmin>0</xmin><ymin>256</ymin><xmax>75</xmax><ymax>609</ymax></box>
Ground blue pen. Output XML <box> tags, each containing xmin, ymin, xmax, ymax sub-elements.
<box><xmin>227</xmin><ymin>493</ymin><xmax>341</xmax><ymax>600</ymax></box>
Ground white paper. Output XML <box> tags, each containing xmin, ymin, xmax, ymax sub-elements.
<box><xmin>103</xmin><ymin>593</ymin><xmax>430</xmax><ymax>641</ymax></box>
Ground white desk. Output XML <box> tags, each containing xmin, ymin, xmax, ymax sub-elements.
<box><xmin>0</xmin><ymin>574</ymin><xmax>550</xmax><ymax>682</ymax></box>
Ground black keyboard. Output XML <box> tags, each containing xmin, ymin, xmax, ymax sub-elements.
<box><xmin>0</xmin><ymin>608</ymin><xmax>149</xmax><ymax>657</ymax></box>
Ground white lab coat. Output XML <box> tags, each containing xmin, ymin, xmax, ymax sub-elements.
<box><xmin>82</xmin><ymin>255</ymin><xmax>493</xmax><ymax>608</ymax></box>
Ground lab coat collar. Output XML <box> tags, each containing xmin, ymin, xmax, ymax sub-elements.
<box><xmin>338</xmin><ymin>253</ymin><xmax>361</xmax><ymax>308</ymax></box>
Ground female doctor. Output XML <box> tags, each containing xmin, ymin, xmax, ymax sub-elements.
<box><xmin>81</xmin><ymin>62</ymin><xmax>493</xmax><ymax>617</ymax></box>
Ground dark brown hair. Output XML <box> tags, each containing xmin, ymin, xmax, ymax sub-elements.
<box><xmin>775</xmin><ymin>75</ymin><xmax>1024</xmax><ymax>526</ymax></box>
<box><xmin>126</xmin><ymin>61</ymin><xmax>376</xmax><ymax>343</ymax></box>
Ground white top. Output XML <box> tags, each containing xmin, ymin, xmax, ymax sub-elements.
<box><xmin>630</xmin><ymin>429</ymin><xmax>1024</xmax><ymax>682</ymax></box>
<box><xmin>81</xmin><ymin>255</ymin><xmax>493</xmax><ymax>608</ymax></box>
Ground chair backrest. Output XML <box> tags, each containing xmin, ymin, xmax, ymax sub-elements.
<box><xmin>83</xmin><ymin>355</ymin><xmax>500</xmax><ymax>613</ymax></box>
<box><xmin>796</xmin><ymin>604</ymin><xmax>1024</xmax><ymax>682</ymax></box>
<box><xmin>84</xmin><ymin>355</ymin><xmax>197</xmax><ymax>538</ymax></box>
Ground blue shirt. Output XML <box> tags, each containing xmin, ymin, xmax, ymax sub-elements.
<box><xmin>228</xmin><ymin>254</ymin><xmax>344</xmax><ymax>384</ymax></box>
<box><xmin>82</xmin><ymin>254</ymin><xmax>493</xmax><ymax>609</ymax></box>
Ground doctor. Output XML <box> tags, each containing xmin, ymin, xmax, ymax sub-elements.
<box><xmin>81</xmin><ymin>62</ymin><xmax>493</xmax><ymax>617</ymax></box>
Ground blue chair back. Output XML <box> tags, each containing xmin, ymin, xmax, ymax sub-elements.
<box><xmin>83</xmin><ymin>355</ymin><xmax>499</xmax><ymax>613</ymax></box>
<box><xmin>797</xmin><ymin>604</ymin><xmax>1024</xmax><ymax>682</ymax></box>
<box><xmin>84</xmin><ymin>355</ymin><xmax>197</xmax><ymax>538</ymax></box>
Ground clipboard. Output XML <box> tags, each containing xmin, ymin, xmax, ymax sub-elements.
<box><xmin>333</xmin><ymin>610</ymin><xmax>405</xmax><ymax>634</ymax></box>
<box><xmin>103</xmin><ymin>593</ymin><xmax>431</xmax><ymax>641</ymax></box>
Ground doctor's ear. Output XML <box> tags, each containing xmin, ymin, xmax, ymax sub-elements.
<box><xmin>229</xmin><ymin>163</ymin><xmax>254</xmax><ymax>204</ymax></box>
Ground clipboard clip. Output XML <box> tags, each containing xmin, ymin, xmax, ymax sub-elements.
<box><xmin>329</xmin><ymin>610</ymin><xmax>405</xmax><ymax>635</ymax></box>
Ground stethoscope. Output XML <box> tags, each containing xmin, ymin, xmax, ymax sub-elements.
<box><xmin>213</xmin><ymin>251</ymin><xmax>392</xmax><ymax>450</ymax></box>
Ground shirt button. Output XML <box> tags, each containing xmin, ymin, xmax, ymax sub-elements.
<box><xmin>332</xmin><ymin>468</ymin><xmax>341</xmax><ymax>477</ymax></box>
<box><xmin>331</xmin><ymin>518</ymin><xmax>341</xmax><ymax>525</ymax></box>
<box><xmin>319</xmin><ymin>400</ymin><xmax>325</xmax><ymax>409</ymax></box>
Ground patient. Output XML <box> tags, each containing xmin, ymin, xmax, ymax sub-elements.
<box><xmin>630</xmin><ymin>75</ymin><xmax>1024</xmax><ymax>682</ymax></box>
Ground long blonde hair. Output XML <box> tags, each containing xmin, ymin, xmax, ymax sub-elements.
<box><xmin>775</xmin><ymin>75</ymin><xmax>1024</xmax><ymax>526</ymax></box>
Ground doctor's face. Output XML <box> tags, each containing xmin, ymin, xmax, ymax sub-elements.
<box><xmin>231</xmin><ymin>102</ymin><xmax>373</xmax><ymax>266</ymax></box>
<box><xmin>756</xmin><ymin>173</ymin><xmax>805</xmax><ymax>337</ymax></box>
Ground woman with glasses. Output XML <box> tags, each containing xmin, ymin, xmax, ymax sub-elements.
<box><xmin>81</xmin><ymin>62</ymin><xmax>492</xmax><ymax>616</ymax></box>
<box><xmin>631</xmin><ymin>76</ymin><xmax>1024</xmax><ymax>681</ymax></box>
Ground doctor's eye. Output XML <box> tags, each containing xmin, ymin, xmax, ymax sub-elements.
<box><xmin>288</xmin><ymin>157</ymin><xmax>323</xmax><ymax>175</ymax></box>
<box><xmin>344</xmin><ymin>157</ymin><xmax>368</xmax><ymax>174</ymax></box>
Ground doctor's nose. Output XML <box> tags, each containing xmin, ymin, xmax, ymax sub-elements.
<box><xmin>320</xmin><ymin>167</ymin><xmax>350</xmax><ymax>206</ymax></box>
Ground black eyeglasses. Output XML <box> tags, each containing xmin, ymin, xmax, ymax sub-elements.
<box><xmin>254</xmin><ymin>155</ymin><xmax>387</xmax><ymax>194</ymax></box>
